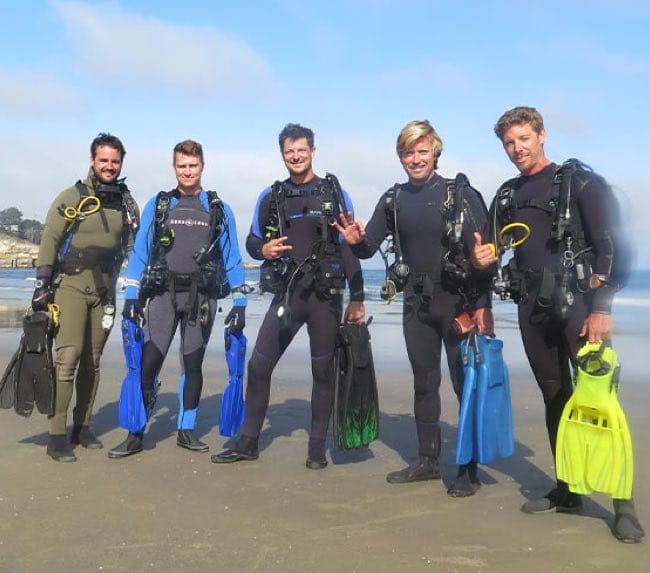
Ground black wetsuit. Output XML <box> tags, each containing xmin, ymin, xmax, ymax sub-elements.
<box><xmin>353</xmin><ymin>174</ymin><xmax>490</xmax><ymax>458</ymax></box>
<box><xmin>496</xmin><ymin>163</ymin><xmax>621</xmax><ymax>452</ymax></box>
<box><xmin>243</xmin><ymin>176</ymin><xmax>364</xmax><ymax>442</ymax></box>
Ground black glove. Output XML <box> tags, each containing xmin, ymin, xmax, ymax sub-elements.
<box><xmin>31</xmin><ymin>280</ymin><xmax>53</xmax><ymax>312</ymax></box>
<box><xmin>122</xmin><ymin>298</ymin><xmax>144</xmax><ymax>321</ymax></box>
<box><xmin>224</xmin><ymin>306</ymin><xmax>245</xmax><ymax>333</ymax></box>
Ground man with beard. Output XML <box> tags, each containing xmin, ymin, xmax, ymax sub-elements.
<box><xmin>33</xmin><ymin>133</ymin><xmax>139</xmax><ymax>462</ymax></box>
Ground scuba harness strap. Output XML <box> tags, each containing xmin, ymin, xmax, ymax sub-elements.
<box><xmin>261</xmin><ymin>175</ymin><xmax>348</xmax><ymax>304</ymax></box>
<box><xmin>441</xmin><ymin>172</ymin><xmax>489</xmax><ymax>309</ymax></box>
<box><xmin>379</xmin><ymin>184</ymin><xmax>409</xmax><ymax>302</ymax></box>
<box><xmin>55</xmin><ymin>180</ymin><xmax>137</xmax><ymax>317</ymax></box>
<box><xmin>379</xmin><ymin>173</ymin><xmax>483</xmax><ymax>309</ymax></box>
<box><xmin>492</xmin><ymin>159</ymin><xmax>606</xmax><ymax>315</ymax></box>
<box><xmin>259</xmin><ymin>181</ymin><xmax>294</xmax><ymax>294</ymax></box>
<box><xmin>314</xmin><ymin>173</ymin><xmax>347</xmax><ymax>297</ymax></box>
<box><xmin>141</xmin><ymin>190</ymin><xmax>230</xmax><ymax>321</ymax></box>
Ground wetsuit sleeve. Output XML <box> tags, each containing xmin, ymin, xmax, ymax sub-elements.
<box><xmin>577</xmin><ymin>176</ymin><xmax>620</xmax><ymax>313</ymax></box>
<box><xmin>462</xmin><ymin>186</ymin><xmax>492</xmax><ymax>309</ymax></box>
<box><xmin>350</xmin><ymin>193</ymin><xmax>390</xmax><ymax>259</ymax></box>
<box><xmin>35</xmin><ymin>186</ymin><xmax>78</xmax><ymax>279</ymax></box>
<box><xmin>339</xmin><ymin>188</ymin><xmax>364</xmax><ymax>302</ymax></box>
<box><xmin>246</xmin><ymin>187</ymin><xmax>273</xmax><ymax>260</ymax></box>
<box><xmin>220</xmin><ymin>202</ymin><xmax>247</xmax><ymax>308</ymax></box>
<box><xmin>123</xmin><ymin>195</ymin><xmax>157</xmax><ymax>300</ymax></box>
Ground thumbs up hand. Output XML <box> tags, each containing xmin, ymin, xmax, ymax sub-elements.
<box><xmin>471</xmin><ymin>232</ymin><xmax>498</xmax><ymax>270</ymax></box>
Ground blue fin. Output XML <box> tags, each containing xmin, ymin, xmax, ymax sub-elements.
<box><xmin>476</xmin><ymin>336</ymin><xmax>514</xmax><ymax>464</ymax></box>
<box><xmin>456</xmin><ymin>334</ymin><xmax>514</xmax><ymax>465</ymax></box>
<box><xmin>118</xmin><ymin>318</ymin><xmax>148</xmax><ymax>433</ymax></box>
<box><xmin>456</xmin><ymin>335</ymin><xmax>479</xmax><ymax>465</ymax></box>
<box><xmin>220</xmin><ymin>328</ymin><xmax>246</xmax><ymax>437</ymax></box>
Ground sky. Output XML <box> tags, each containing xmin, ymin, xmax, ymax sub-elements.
<box><xmin>1</xmin><ymin>0</ymin><xmax>648</xmax><ymax>267</ymax></box>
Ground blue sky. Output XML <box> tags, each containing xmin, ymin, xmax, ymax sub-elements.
<box><xmin>1</xmin><ymin>0</ymin><xmax>648</xmax><ymax>266</ymax></box>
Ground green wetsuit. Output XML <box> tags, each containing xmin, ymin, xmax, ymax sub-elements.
<box><xmin>37</xmin><ymin>169</ymin><xmax>138</xmax><ymax>435</ymax></box>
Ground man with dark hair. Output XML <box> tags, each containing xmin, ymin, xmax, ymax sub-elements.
<box><xmin>471</xmin><ymin>106</ymin><xmax>644</xmax><ymax>542</ymax></box>
<box><xmin>90</xmin><ymin>133</ymin><xmax>126</xmax><ymax>159</ymax></box>
<box><xmin>33</xmin><ymin>132</ymin><xmax>139</xmax><ymax>462</ymax></box>
<box><xmin>212</xmin><ymin>123</ymin><xmax>365</xmax><ymax>469</ymax></box>
<box><xmin>278</xmin><ymin>123</ymin><xmax>315</xmax><ymax>149</ymax></box>
<box><xmin>108</xmin><ymin>139</ymin><xmax>247</xmax><ymax>458</ymax></box>
<box><xmin>334</xmin><ymin>120</ymin><xmax>491</xmax><ymax>496</ymax></box>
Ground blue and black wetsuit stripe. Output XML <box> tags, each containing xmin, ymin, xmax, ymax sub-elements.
<box><xmin>241</xmin><ymin>176</ymin><xmax>364</xmax><ymax>442</ymax></box>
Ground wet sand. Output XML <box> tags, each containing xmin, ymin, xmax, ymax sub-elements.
<box><xmin>0</xmin><ymin>300</ymin><xmax>648</xmax><ymax>572</ymax></box>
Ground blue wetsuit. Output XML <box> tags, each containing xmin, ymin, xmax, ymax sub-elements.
<box><xmin>123</xmin><ymin>189</ymin><xmax>247</xmax><ymax>431</ymax></box>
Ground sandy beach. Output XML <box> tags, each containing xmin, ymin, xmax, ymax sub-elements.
<box><xmin>0</xmin><ymin>298</ymin><xmax>647</xmax><ymax>572</ymax></box>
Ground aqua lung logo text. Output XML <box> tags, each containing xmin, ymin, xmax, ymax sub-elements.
<box><xmin>169</xmin><ymin>218</ymin><xmax>209</xmax><ymax>227</ymax></box>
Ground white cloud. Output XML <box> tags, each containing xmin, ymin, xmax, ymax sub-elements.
<box><xmin>54</xmin><ymin>1</ymin><xmax>276</xmax><ymax>97</ymax></box>
<box><xmin>0</xmin><ymin>69</ymin><xmax>81</xmax><ymax>118</ymax></box>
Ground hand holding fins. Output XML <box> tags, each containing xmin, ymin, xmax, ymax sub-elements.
<box><xmin>2</xmin><ymin>308</ymin><xmax>57</xmax><ymax>417</ymax></box>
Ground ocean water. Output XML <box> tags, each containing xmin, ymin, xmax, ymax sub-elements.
<box><xmin>1</xmin><ymin>267</ymin><xmax>648</xmax><ymax>334</ymax></box>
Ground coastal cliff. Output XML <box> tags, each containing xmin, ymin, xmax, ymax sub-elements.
<box><xmin>0</xmin><ymin>232</ymin><xmax>38</xmax><ymax>268</ymax></box>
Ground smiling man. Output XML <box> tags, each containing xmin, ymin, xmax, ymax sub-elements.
<box><xmin>334</xmin><ymin>120</ymin><xmax>491</xmax><ymax>496</ymax></box>
<box><xmin>108</xmin><ymin>140</ymin><xmax>247</xmax><ymax>459</ymax></box>
<box><xmin>212</xmin><ymin>123</ymin><xmax>365</xmax><ymax>469</ymax></box>
<box><xmin>32</xmin><ymin>133</ymin><xmax>139</xmax><ymax>462</ymax></box>
<box><xmin>471</xmin><ymin>106</ymin><xmax>644</xmax><ymax>543</ymax></box>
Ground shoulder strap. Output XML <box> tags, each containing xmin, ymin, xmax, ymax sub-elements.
<box><xmin>319</xmin><ymin>174</ymin><xmax>339</xmax><ymax>242</ymax></box>
<box><xmin>154</xmin><ymin>190</ymin><xmax>173</xmax><ymax>235</ymax></box>
<box><xmin>116</xmin><ymin>185</ymin><xmax>138</xmax><ymax>258</ymax></box>
<box><xmin>552</xmin><ymin>158</ymin><xmax>596</xmax><ymax>243</ymax></box>
<box><xmin>382</xmin><ymin>184</ymin><xmax>405</xmax><ymax>261</ymax></box>
<box><xmin>206</xmin><ymin>190</ymin><xmax>225</xmax><ymax>242</ymax></box>
<box><xmin>74</xmin><ymin>180</ymin><xmax>90</xmax><ymax>198</ymax></box>
<box><xmin>191</xmin><ymin>191</ymin><xmax>227</xmax><ymax>264</ymax></box>
<box><xmin>490</xmin><ymin>176</ymin><xmax>521</xmax><ymax>245</ymax></box>
<box><xmin>149</xmin><ymin>190</ymin><xmax>174</xmax><ymax>264</ymax></box>
<box><xmin>383</xmin><ymin>184</ymin><xmax>401</xmax><ymax>234</ymax></box>
<box><xmin>266</xmin><ymin>181</ymin><xmax>285</xmax><ymax>238</ymax></box>
<box><xmin>443</xmin><ymin>173</ymin><xmax>470</xmax><ymax>245</ymax></box>
<box><xmin>324</xmin><ymin>172</ymin><xmax>346</xmax><ymax>218</ymax></box>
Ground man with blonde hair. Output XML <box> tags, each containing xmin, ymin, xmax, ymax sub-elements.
<box><xmin>335</xmin><ymin>120</ymin><xmax>491</xmax><ymax>496</ymax></box>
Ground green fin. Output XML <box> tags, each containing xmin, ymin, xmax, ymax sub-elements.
<box><xmin>333</xmin><ymin>322</ymin><xmax>379</xmax><ymax>450</ymax></box>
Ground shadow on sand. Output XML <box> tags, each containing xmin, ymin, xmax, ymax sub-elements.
<box><xmin>17</xmin><ymin>390</ymin><xmax>613</xmax><ymax>527</ymax></box>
